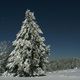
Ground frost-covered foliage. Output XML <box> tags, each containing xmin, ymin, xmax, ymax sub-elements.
<box><xmin>6</xmin><ymin>10</ymin><xmax>50</xmax><ymax>77</ymax></box>
<box><xmin>0</xmin><ymin>41</ymin><xmax>13</xmax><ymax>74</ymax></box>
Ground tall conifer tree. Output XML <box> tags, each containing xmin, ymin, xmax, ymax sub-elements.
<box><xmin>6</xmin><ymin>10</ymin><xmax>50</xmax><ymax>77</ymax></box>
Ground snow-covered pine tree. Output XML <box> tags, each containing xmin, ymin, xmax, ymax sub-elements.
<box><xmin>6</xmin><ymin>10</ymin><xmax>50</xmax><ymax>77</ymax></box>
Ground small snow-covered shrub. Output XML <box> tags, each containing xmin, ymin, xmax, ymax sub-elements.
<box><xmin>0</xmin><ymin>41</ymin><xmax>13</xmax><ymax>75</ymax></box>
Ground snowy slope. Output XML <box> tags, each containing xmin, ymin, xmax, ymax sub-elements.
<box><xmin>0</xmin><ymin>69</ymin><xmax>80</xmax><ymax>80</ymax></box>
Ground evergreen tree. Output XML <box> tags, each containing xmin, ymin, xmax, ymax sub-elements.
<box><xmin>6</xmin><ymin>10</ymin><xmax>50</xmax><ymax>77</ymax></box>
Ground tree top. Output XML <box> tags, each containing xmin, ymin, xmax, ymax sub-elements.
<box><xmin>25</xmin><ymin>10</ymin><xmax>36</xmax><ymax>21</ymax></box>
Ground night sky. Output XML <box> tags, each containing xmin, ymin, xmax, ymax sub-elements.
<box><xmin>0</xmin><ymin>0</ymin><xmax>80</xmax><ymax>58</ymax></box>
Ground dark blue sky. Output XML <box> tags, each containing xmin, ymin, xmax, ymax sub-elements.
<box><xmin>0</xmin><ymin>0</ymin><xmax>80</xmax><ymax>58</ymax></box>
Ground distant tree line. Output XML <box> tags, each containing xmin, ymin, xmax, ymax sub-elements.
<box><xmin>46</xmin><ymin>58</ymin><xmax>80</xmax><ymax>72</ymax></box>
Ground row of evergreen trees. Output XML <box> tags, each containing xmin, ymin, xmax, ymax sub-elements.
<box><xmin>0</xmin><ymin>42</ymin><xmax>80</xmax><ymax>75</ymax></box>
<box><xmin>47</xmin><ymin>58</ymin><xmax>80</xmax><ymax>72</ymax></box>
<box><xmin>0</xmin><ymin>41</ymin><xmax>80</xmax><ymax>75</ymax></box>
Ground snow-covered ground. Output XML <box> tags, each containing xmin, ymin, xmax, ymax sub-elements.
<box><xmin>0</xmin><ymin>68</ymin><xmax>80</xmax><ymax>80</ymax></box>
